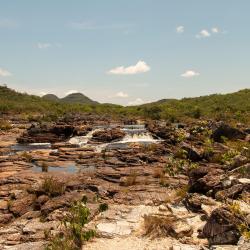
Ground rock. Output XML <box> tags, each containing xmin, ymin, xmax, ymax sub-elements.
<box><xmin>180</xmin><ymin>142</ymin><xmax>202</xmax><ymax>161</ymax></box>
<box><xmin>22</xmin><ymin>218</ymin><xmax>59</xmax><ymax>234</ymax></box>
<box><xmin>171</xmin><ymin>244</ymin><xmax>200</xmax><ymax>250</ymax></box>
<box><xmin>91</xmin><ymin>128</ymin><xmax>125</xmax><ymax>143</ymax></box>
<box><xmin>203</xmin><ymin>207</ymin><xmax>244</xmax><ymax>245</ymax></box>
<box><xmin>184</xmin><ymin>193</ymin><xmax>218</xmax><ymax>213</ymax></box>
<box><xmin>4</xmin><ymin>241</ymin><xmax>46</xmax><ymax>250</ymax></box>
<box><xmin>215</xmin><ymin>184</ymin><xmax>244</xmax><ymax>201</ymax></box>
<box><xmin>0</xmin><ymin>200</ymin><xmax>8</xmax><ymax>210</ymax></box>
<box><xmin>34</xmin><ymin>195</ymin><xmax>49</xmax><ymax>209</ymax></box>
<box><xmin>238</xmin><ymin>178</ymin><xmax>250</xmax><ymax>185</ymax></box>
<box><xmin>41</xmin><ymin>191</ymin><xmax>83</xmax><ymax>215</ymax></box>
<box><xmin>97</xmin><ymin>221</ymin><xmax>132</xmax><ymax>237</ymax></box>
<box><xmin>9</xmin><ymin>194</ymin><xmax>35</xmax><ymax>216</ymax></box>
<box><xmin>211</xmin><ymin>123</ymin><xmax>246</xmax><ymax>142</ymax></box>
<box><xmin>230</xmin><ymin>155</ymin><xmax>249</xmax><ymax>169</ymax></box>
<box><xmin>189</xmin><ymin>166</ymin><xmax>224</xmax><ymax>195</ymax></box>
<box><xmin>172</xmin><ymin>220</ymin><xmax>193</xmax><ymax>238</ymax></box>
<box><xmin>17</xmin><ymin>123</ymin><xmax>76</xmax><ymax>143</ymax></box>
<box><xmin>0</xmin><ymin>213</ymin><xmax>13</xmax><ymax>224</ymax></box>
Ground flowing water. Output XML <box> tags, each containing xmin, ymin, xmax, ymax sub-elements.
<box><xmin>68</xmin><ymin>129</ymin><xmax>101</xmax><ymax>147</ymax></box>
<box><xmin>11</xmin><ymin>142</ymin><xmax>51</xmax><ymax>152</ymax></box>
<box><xmin>68</xmin><ymin>124</ymin><xmax>159</xmax><ymax>150</ymax></box>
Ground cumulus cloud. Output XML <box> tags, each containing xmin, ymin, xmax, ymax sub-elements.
<box><xmin>211</xmin><ymin>27</ymin><xmax>219</xmax><ymax>33</ymax></box>
<box><xmin>115</xmin><ymin>91</ymin><xmax>129</xmax><ymax>98</ymax></box>
<box><xmin>37</xmin><ymin>43</ymin><xmax>52</xmax><ymax>49</ymax></box>
<box><xmin>181</xmin><ymin>70</ymin><xmax>200</xmax><ymax>78</ymax></box>
<box><xmin>176</xmin><ymin>26</ymin><xmax>184</xmax><ymax>33</ymax></box>
<box><xmin>0</xmin><ymin>19</ymin><xmax>18</xmax><ymax>29</ymax></box>
<box><xmin>0</xmin><ymin>68</ymin><xmax>11</xmax><ymax>77</ymax></box>
<box><xmin>108</xmin><ymin>60</ymin><xmax>150</xmax><ymax>75</ymax></box>
<box><xmin>196</xmin><ymin>29</ymin><xmax>211</xmax><ymax>39</ymax></box>
<box><xmin>127</xmin><ymin>98</ymin><xmax>144</xmax><ymax>106</ymax></box>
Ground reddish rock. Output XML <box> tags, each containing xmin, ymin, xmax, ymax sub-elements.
<box><xmin>9</xmin><ymin>194</ymin><xmax>35</xmax><ymax>216</ymax></box>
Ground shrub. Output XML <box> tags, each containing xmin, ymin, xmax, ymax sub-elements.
<box><xmin>98</xmin><ymin>203</ymin><xmax>108</xmax><ymax>212</ymax></box>
<box><xmin>41</xmin><ymin>162</ymin><xmax>49</xmax><ymax>172</ymax></box>
<box><xmin>20</xmin><ymin>151</ymin><xmax>33</xmax><ymax>162</ymax></box>
<box><xmin>46</xmin><ymin>202</ymin><xmax>95</xmax><ymax>250</ymax></box>
<box><xmin>0</xmin><ymin>119</ymin><xmax>11</xmax><ymax>130</ymax></box>
<box><xmin>41</xmin><ymin>176</ymin><xmax>65</xmax><ymax>197</ymax></box>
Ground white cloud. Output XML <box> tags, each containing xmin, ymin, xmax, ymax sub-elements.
<box><xmin>65</xmin><ymin>90</ymin><xmax>78</xmax><ymax>96</ymax></box>
<box><xmin>0</xmin><ymin>19</ymin><xmax>18</xmax><ymax>29</ymax></box>
<box><xmin>181</xmin><ymin>70</ymin><xmax>200</xmax><ymax>78</ymax></box>
<box><xmin>39</xmin><ymin>91</ymin><xmax>47</xmax><ymax>96</ymax></box>
<box><xmin>108</xmin><ymin>60</ymin><xmax>150</xmax><ymax>75</ymax></box>
<box><xmin>0</xmin><ymin>68</ymin><xmax>11</xmax><ymax>77</ymax></box>
<box><xmin>69</xmin><ymin>21</ymin><xmax>96</xmax><ymax>30</ymax></box>
<box><xmin>176</xmin><ymin>26</ymin><xmax>184</xmax><ymax>34</ymax></box>
<box><xmin>37</xmin><ymin>43</ymin><xmax>52</xmax><ymax>49</ymax></box>
<box><xmin>127</xmin><ymin>98</ymin><xmax>144</xmax><ymax>106</ymax></box>
<box><xmin>196</xmin><ymin>29</ymin><xmax>211</xmax><ymax>39</ymax></box>
<box><xmin>115</xmin><ymin>91</ymin><xmax>129</xmax><ymax>98</ymax></box>
<box><xmin>211</xmin><ymin>27</ymin><xmax>219</xmax><ymax>33</ymax></box>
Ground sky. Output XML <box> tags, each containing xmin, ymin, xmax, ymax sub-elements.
<box><xmin>0</xmin><ymin>0</ymin><xmax>249</xmax><ymax>105</ymax></box>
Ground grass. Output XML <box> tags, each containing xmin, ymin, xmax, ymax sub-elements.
<box><xmin>41</xmin><ymin>176</ymin><xmax>65</xmax><ymax>197</ymax></box>
<box><xmin>0</xmin><ymin>119</ymin><xmax>12</xmax><ymax>130</ymax></box>
<box><xmin>41</xmin><ymin>162</ymin><xmax>49</xmax><ymax>172</ymax></box>
<box><xmin>122</xmin><ymin>170</ymin><xmax>138</xmax><ymax>186</ymax></box>
<box><xmin>143</xmin><ymin>214</ymin><xmax>176</xmax><ymax>238</ymax></box>
<box><xmin>175</xmin><ymin>185</ymin><xmax>189</xmax><ymax>200</ymax></box>
<box><xmin>20</xmin><ymin>151</ymin><xmax>33</xmax><ymax>162</ymax></box>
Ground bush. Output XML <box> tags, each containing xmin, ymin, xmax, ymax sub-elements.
<box><xmin>41</xmin><ymin>176</ymin><xmax>65</xmax><ymax>197</ymax></box>
<box><xmin>99</xmin><ymin>203</ymin><xmax>108</xmax><ymax>212</ymax></box>
<box><xmin>46</xmin><ymin>202</ymin><xmax>95</xmax><ymax>250</ymax></box>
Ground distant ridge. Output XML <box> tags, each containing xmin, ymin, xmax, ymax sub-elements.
<box><xmin>42</xmin><ymin>94</ymin><xmax>59</xmax><ymax>102</ymax></box>
<box><xmin>42</xmin><ymin>92</ymin><xmax>98</xmax><ymax>105</ymax></box>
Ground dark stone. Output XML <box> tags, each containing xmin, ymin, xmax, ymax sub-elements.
<box><xmin>211</xmin><ymin>123</ymin><xmax>246</xmax><ymax>142</ymax></box>
<box><xmin>203</xmin><ymin>207</ymin><xmax>243</xmax><ymax>245</ymax></box>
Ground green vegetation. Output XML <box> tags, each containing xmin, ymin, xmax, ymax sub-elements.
<box><xmin>98</xmin><ymin>203</ymin><xmax>109</xmax><ymax>212</ymax></box>
<box><xmin>0</xmin><ymin>85</ymin><xmax>250</xmax><ymax>124</ymax></box>
<box><xmin>46</xmin><ymin>201</ymin><xmax>95</xmax><ymax>250</ymax></box>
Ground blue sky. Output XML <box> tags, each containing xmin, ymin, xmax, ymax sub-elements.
<box><xmin>0</xmin><ymin>0</ymin><xmax>249</xmax><ymax>105</ymax></box>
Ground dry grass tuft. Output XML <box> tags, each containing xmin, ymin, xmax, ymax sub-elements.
<box><xmin>143</xmin><ymin>214</ymin><xmax>176</xmax><ymax>238</ymax></box>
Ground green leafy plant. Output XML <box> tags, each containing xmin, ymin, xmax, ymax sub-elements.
<box><xmin>46</xmin><ymin>202</ymin><xmax>95</xmax><ymax>250</ymax></box>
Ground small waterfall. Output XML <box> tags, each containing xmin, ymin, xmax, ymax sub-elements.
<box><xmin>121</xmin><ymin>132</ymin><xmax>155</xmax><ymax>143</ymax></box>
<box><xmin>68</xmin><ymin>129</ymin><xmax>101</xmax><ymax>147</ymax></box>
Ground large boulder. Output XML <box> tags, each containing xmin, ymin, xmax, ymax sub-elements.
<box><xmin>188</xmin><ymin>165</ymin><xmax>225</xmax><ymax>195</ymax></box>
<box><xmin>211</xmin><ymin>123</ymin><xmax>246</xmax><ymax>142</ymax></box>
<box><xmin>17</xmin><ymin>123</ymin><xmax>76</xmax><ymax>143</ymax></box>
<box><xmin>91</xmin><ymin>128</ymin><xmax>125</xmax><ymax>143</ymax></box>
<box><xmin>202</xmin><ymin>207</ymin><xmax>244</xmax><ymax>245</ymax></box>
<box><xmin>180</xmin><ymin>142</ymin><xmax>203</xmax><ymax>161</ymax></box>
<box><xmin>9</xmin><ymin>194</ymin><xmax>36</xmax><ymax>216</ymax></box>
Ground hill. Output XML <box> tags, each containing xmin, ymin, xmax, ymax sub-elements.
<box><xmin>61</xmin><ymin>93</ymin><xmax>98</xmax><ymax>104</ymax></box>
<box><xmin>0</xmin><ymin>85</ymin><xmax>249</xmax><ymax>124</ymax></box>
<box><xmin>42</xmin><ymin>94</ymin><xmax>60</xmax><ymax>102</ymax></box>
<box><xmin>42</xmin><ymin>92</ymin><xmax>98</xmax><ymax>105</ymax></box>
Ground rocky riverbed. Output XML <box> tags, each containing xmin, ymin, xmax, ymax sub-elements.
<box><xmin>0</xmin><ymin>118</ymin><xmax>249</xmax><ymax>249</ymax></box>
